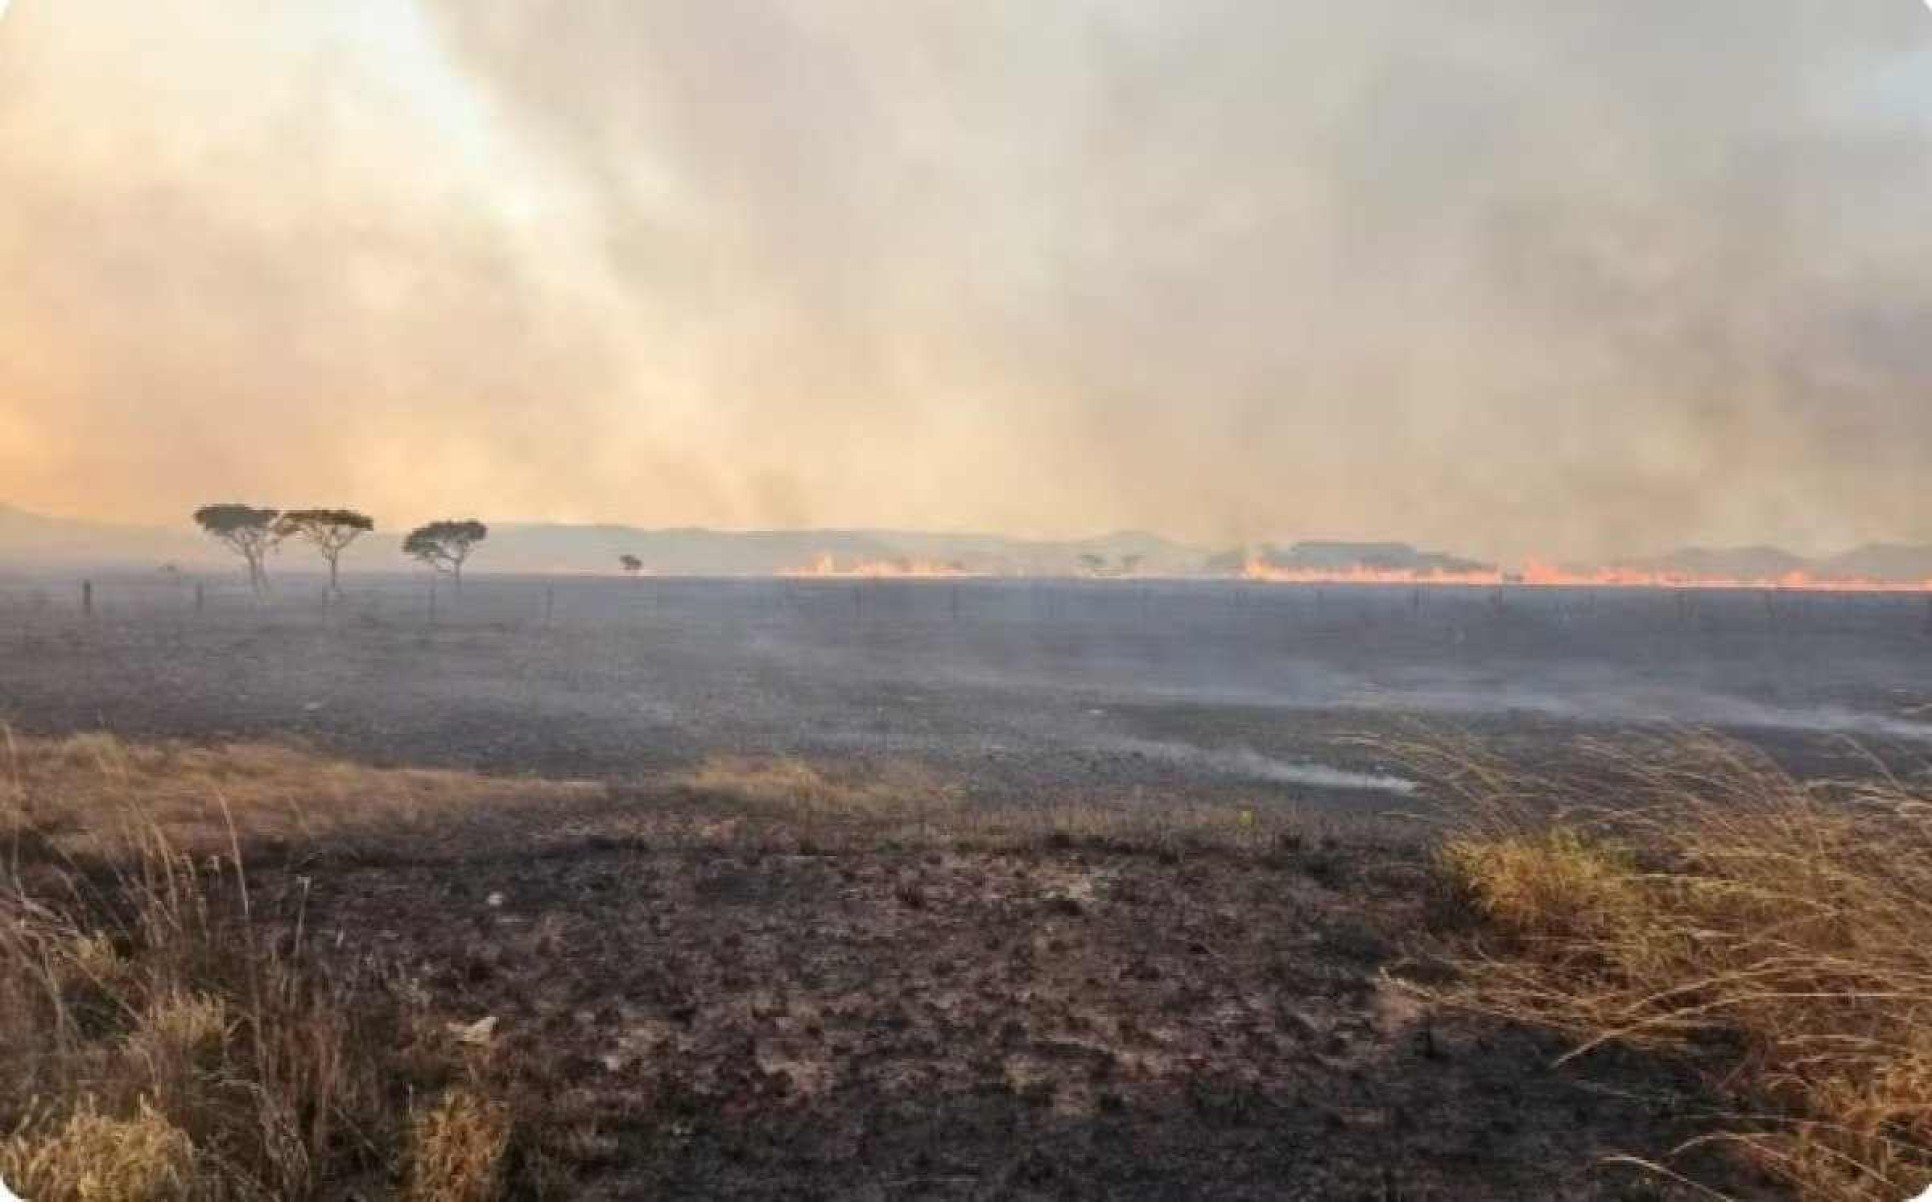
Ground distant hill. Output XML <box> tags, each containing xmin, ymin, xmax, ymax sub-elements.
<box><xmin>7</xmin><ymin>503</ymin><xmax>1931</xmax><ymax>583</ymax></box>
<box><xmin>0</xmin><ymin>504</ymin><xmax>1209</xmax><ymax>577</ymax></box>
<box><xmin>0</xmin><ymin>503</ymin><xmax>212</xmax><ymax>569</ymax></box>
<box><xmin>486</xmin><ymin>525</ymin><xmax>1209</xmax><ymax>576</ymax></box>
<box><xmin>1816</xmin><ymin>544</ymin><xmax>1932</xmax><ymax>584</ymax></box>
<box><xmin>1208</xmin><ymin>541</ymin><xmax>1495</xmax><ymax>577</ymax></box>
<box><xmin>1612</xmin><ymin>546</ymin><xmax>1812</xmax><ymax>581</ymax></box>
<box><xmin>1610</xmin><ymin>544</ymin><xmax>1932</xmax><ymax>584</ymax></box>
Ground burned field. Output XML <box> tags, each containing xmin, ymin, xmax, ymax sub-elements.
<box><xmin>4</xmin><ymin>579</ymin><xmax>1932</xmax><ymax>1197</ymax></box>
<box><xmin>3</xmin><ymin>575</ymin><xmax>1929</xmax><ymax>790</ymax></box>
<box><xmin>2</xmin><ymin>736</ymin><xmax>1737</xmax><ymax>1200</ymax></box>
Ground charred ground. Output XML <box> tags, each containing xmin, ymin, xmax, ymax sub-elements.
<box><xmin>5</xmin><ymin>579</ymin><xmax>1927</xmax><ymax>1196</ymax></box>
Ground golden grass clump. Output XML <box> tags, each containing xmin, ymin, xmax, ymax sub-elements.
<box><xmin>0</xmin><ymin>729</ymin><xmax>517</xmax><ymax>1200</ymax></box>
<box><xmin>1422</xmin><ymin>733</ymin><xmax>1932</xmax><ymax>1200</ymax></box>
<box><xmin>685</xmin><ymin>754</ymin><xmax>961</xmax><ymax>817</ymax></box>
<box><xmin>1439</xmin><ymin>829</ymin><xmax>1644</xmax><ymax>942</ymax></box>
<box><xmin>0</xmin><ymin>1098</ymin><xmax>196</xmax><ymax>1201</ymax></box>
<box><xmin>0</xmin><ymin>728</ymin><xmax>597</xmax><ymax>858</ymax></box>
<box><xmin>407</xmin><ymin>1089</ymin><xmax>511</xmax><ymax>1202</ymax></box>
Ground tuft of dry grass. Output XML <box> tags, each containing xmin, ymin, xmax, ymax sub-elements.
<box><xmin>684</xmin><ymin>754</ymin><xmax>958</xmax><ymax>815</ymax></box>
<box><xmin>407</xmin><ymin>1089</ymin><xmax>511</xmax><ymax>1202</ymax></box>
<box><xmin>0</xmin><ymin>728</ymin><xmax>597</xmax><ymax>860</ymax></box>
<box><xmin>679</xmin><ymin>753</ymin><xmax>1328</xmax><ymax>858</ymax></box>
<box><xmin>0</xmin><ymin>729</ymin><xmax>519</xmax><ymax>1201</ymax></box>
<box><xmin>0</xmin><ymin>1098</ymin><xmax>196</xmax><ymax>1201</ymax></box>
<box><xmin>1419</xmin><ymin>733</ymin><xmax>1932</xmax><ymax>1200</ymax></box>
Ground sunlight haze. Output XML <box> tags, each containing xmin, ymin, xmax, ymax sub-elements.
<box><xmin>2</xmin><ymin>1</ymin><xmax>1929</xmax><ymax>561</ymax></box>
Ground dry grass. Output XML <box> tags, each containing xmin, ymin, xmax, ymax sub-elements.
<box><xmin>1419</xmin><ymin>734</ymin><xmax>1932</xmax><ymax>1200</ymax></box>
<box><xmin>0</xmin><ymin>730</ymin><xmax>525</xmax><ymax>1200</ymax></box>
<box><xmin>684</xmin><ymin>754</ymin><xmax>961</xmax><ymax>817</ymax></box>
<box><xmin>406</xmin><ymin>1089</ymin><xmax>510</xmax><ymax>1202</ymax></box>
<box><xmin>679</xmin><ymin>752</ymin><xmax>1329</xmax><ymax>858</ymax></box>
<box><xmin>0</xmin><ymin>728</ymin><xmax>598</xmax><ymax>859</ymax></box>
<box><xmin>0</xmin><ymin>1099</ymin><xmax>196</xmax><ymax>1201</ymax></box>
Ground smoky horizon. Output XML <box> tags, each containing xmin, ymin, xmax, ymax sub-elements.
<box><xmin>2</xmin><ymin>2</ymin><xmax>1930</xmax><ymax>563</ymax></box>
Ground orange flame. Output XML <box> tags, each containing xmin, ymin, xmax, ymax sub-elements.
<box><xmin>780</xmin><ymin>554</ymin><xmax>978</xmax><ymax>579</ymax></box>
<box><xmin>1240</xmin><ymin>556</ymin><xmax>1502</xmax><ymax>587</ymax></box>
<box><xmin>1242</xmin><ymin>555</ymin><xmax>1932</xmax><ymax>593</ymax></box>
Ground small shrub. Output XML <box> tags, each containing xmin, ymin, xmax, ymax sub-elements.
<box><xmin>408</xmin><ymin>1088</ymin><xmax>511</xmax><ymax>1202</ymax></box>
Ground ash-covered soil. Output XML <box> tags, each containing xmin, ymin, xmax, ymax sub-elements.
<box><xmin>3</xmin><ymin>577</ymin><xmax>1930</xmax><ymax>801</ymax></box>
<box><xmin>4</xmin><ymin>579</ymin><xmax>1914</xmax><ymax>1195</ymax></box>
<box><xmin>278</xmin><ymin>783</ymin><xmax>1749</xmax><ymax>1199</ymax></box>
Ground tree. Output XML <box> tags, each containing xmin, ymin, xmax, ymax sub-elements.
<box><xmin>276</xmin><ymin>509</ymin><xmax>374</xmax><ymax>597</ymax></box>
<box><xmin>404</xmin><ymin>520</ymin><xmax>488</xmax><ymax>586</ymax></box>
<box><xmin>193</xmin><ymin>504</ymin><xmax>281</xmax><ymax>594</ymax></box>
<box><xmin>1077</xmin><ymin>553</ymin><xmax>1108</xmax><ymax>577</ymax></box>
<box><xmin>619</xmin><ymin>554</ymin><xmax>644</xmax><ymax>578</ymax></box>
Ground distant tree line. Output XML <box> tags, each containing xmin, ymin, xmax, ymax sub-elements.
<box><xmin>191</xmin><ymin>505</ymin><xmax>488</xmax><ymax>595</ymax></box>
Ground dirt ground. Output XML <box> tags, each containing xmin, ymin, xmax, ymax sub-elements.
<box><xmin>242</xmin><ymin>773</ymin><xmax>1753</xmax><ymax>1200</ymax></box>
<box><xmin>4</xmin><ymin>584</ymin><xmax>1877</xmax><ymax>1196</ymax></box>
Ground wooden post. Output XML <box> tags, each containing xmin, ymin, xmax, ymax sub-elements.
<box><xmin>81</xmin><ymin>579</ymin><xmax>93</xmax><ymax>618</ymax></box>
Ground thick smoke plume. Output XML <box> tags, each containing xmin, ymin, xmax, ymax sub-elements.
<box><xmin>1</xmin><ymin>1</ymin><xmax>1928</xmax><ymax>560</ymax></box>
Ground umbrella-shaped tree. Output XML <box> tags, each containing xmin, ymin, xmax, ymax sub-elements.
<box><xmin>403</xmin><ymin>520</ymin><xmax>488</xmax><ymax>587</ymax></box>
<box><xmin>192</xmin><ymin>504</ymin><xmax>281</xmax><ymax>594</ymax></box>
<box><xmin>276</xmin><ymin>509</ymin><xmax>374</xmax><ymax>597</ymax></box>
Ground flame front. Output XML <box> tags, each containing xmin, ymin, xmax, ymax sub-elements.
<box><xmin>781</xmin><ymin>554</ymin><xmax>978</xmax><ymax>579</ymax></box>
<box><xmin>1240</xmin><ymin>556</ymin><xmax>1503</xmax><ymax>587</ymax></box>
<box><xmin>1241</xmin><ymin>555</ymin><xmax>1932</xmax><ymax>593</ymax></box>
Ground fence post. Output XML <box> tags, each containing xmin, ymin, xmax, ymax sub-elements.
<box><xmin>81</xmin><ymin>579</ymin><xmax>93</xmax><ymax>618</ymax></box>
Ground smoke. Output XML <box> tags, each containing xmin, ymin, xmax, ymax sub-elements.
<box><xmin>1</xmin><ymin>1</ymin><xmax>1929</xmax><ymax>559</ymax></box>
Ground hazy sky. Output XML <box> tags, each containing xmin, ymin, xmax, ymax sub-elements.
<box><xmin>2</xmin><ymin>1</ymin><xmax>1929</xmax><ymax>560</ymax></box>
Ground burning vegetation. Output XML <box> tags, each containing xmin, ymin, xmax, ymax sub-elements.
<box><xmin>779</xmin><ymin>554</ymin><xmax>978</xmax><ymax>579</ymax></box>
<box><xmin>1240</xmin><ymin>553</ymin><xmax>1932</xmax><ymax>593</ymax></box>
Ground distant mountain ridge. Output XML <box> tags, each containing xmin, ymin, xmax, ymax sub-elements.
<box><xmin>0</xmin><ymin>504</ymin><xmax>1212</xmax><ymax>577</ymax></box>
<box><xmin>5</xmin><ymin>503</ymin><xmax>1932</xmax><ymax>582</ymax></box>
<box><xmin>1613</xmin><ymin>546</ymin><xmax>1811</xmax><ymax>580</ymax></box>
<box><xmin>1612</xmin><ymin>545</ymin><xmax>1932</xmax><ymax>584</ymax></box>
<box><xmin>0</xmin><ymin>503</ymin><xmax>210</xmax><ymax>567</ymax></box>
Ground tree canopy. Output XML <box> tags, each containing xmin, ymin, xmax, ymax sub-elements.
<box><xmin>192</xmin><ymin>504</ymin><xmax>281</xmax><ymax>592</ymax></box>
<box><xmin>404</xmin><ymin>520</ymin><xmax>488</xmax><ymax>582</ymax></box>
<box><xmin>276</xmin><ymin>509</ymin><xmax>374</xmax><ymax>594</ymax></box>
